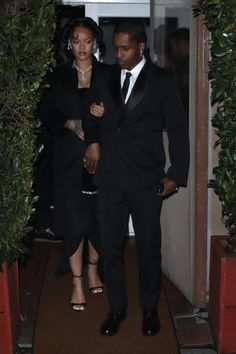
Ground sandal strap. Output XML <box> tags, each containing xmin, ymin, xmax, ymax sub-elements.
<box><xmin>88</xmin><ymin>260</ymin><xmax>98</xmax><ymax>266</ymax></box>
<box><xmin>72</xmin><ymin>274</ymin><xmax>83</xmax><ymax>278</ymax></box>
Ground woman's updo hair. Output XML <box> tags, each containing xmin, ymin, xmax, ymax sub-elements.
<box><xmin>64</xmin><ymin>17</ymin><xmax>103</xmax><ymax>44</ymax></box>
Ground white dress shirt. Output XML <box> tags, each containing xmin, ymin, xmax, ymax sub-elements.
<box><xmin>120</xmin><ymin>56</ymin><xmax>146</xmax><ymax>104</ymax></box>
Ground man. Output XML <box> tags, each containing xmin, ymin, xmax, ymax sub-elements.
<box><xmin>85</xmin><ymin>20</ymin><xmax>189</xmax><ymax>336</ymax></box>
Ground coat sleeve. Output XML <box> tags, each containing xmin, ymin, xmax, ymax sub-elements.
<box><xmin>83</xmin><ymin>86</ymin><xmax>101</xmax><ymax>145</ymax></box>
<box><xmin>39</xmin><ymin>69</ymin><xmax>68</xmax><ymax>133</ymax></box>
<box><xmin>163</xmin><ymin>75</ymin><xmax>190</xmax><ymax>186</ymax></box>
<box><xmin>82</xmin><ymin>65</ymin><xmax>110</xmax><ymax>145</ymax></box>
<box><xmin>83</xmin><ymin>115</ymin><xmax>100</xmax><ymax>145</ymax></box>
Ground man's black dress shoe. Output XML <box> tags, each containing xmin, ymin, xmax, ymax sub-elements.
<box><xmin>100</xmin><ymin>309</ymin><xmax>127</xmax><ymax>336</ymax></box>
<box><xmin>142</xmin><ymin>308</ymin><xmax>161</xmax><ymax>336</ymax></box>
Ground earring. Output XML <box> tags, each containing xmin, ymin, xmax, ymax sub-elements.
<box><xmin>68</xmin><ymin>41</ymin><xmax>71</xmax><ymax>50</ymax></box>
<box><xmin>93</xmin><ymin>42</ymin><xmax>97</xmax><ymax>53</ymax></box>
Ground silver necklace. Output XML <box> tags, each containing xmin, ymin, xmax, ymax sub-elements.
<box><xmin>73</xmin><ymin>61</ymin><xmax>92</xmax><ymax>80</ymax></box>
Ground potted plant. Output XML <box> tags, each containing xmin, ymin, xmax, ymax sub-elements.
<box><xmin>0</xmin><ymin>1</ymin><xmax>56</xmax><ymax>353</ymax></box>
<box><xmin>194</xmin><ymin>1</ymin><xmax>236</xmax><ymax>353</ymax></box>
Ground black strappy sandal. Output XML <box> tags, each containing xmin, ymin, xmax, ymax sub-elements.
<box><xmin>70</xmin><ymin>274</ymin><xmax>86</xmax><ymax>312</ymax></box>
<box><xmin>87</xmin><ymin>261</ymin><xmax>104</xmax><ymax>294</ymax></box>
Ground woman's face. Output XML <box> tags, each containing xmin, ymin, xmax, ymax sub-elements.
<box><xmin>69</xmin><ymin>26</ymin><xmax>95</xmax><ymax>62</ymax></box>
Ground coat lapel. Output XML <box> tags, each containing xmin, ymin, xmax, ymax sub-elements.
<box><xmin>108</xmin><ymin>67</ymin><xmax>123</xmax><ymax>107</ymax></box>
<box><xmin>107</xmin><ymin>68</ymin><xmax>124</xmax><ymax>129</ymax></box>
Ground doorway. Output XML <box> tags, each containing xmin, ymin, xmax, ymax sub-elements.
<box><xmin>56</xmin><ymin>0</ymin><xmax>208</xmax><ymax>307</ymax></box>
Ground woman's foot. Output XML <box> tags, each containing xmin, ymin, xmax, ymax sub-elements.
<box><xmin>70</xmin><ymin>274</ymin><xmax>86</xmax><ymax>312</ymax></box>
<box><xmin>87</xmin><ymin>261</ymin><xmax>103</xmax><ymax>294</ymax></box>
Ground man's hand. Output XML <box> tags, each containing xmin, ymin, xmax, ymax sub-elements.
<box><xmin>84</xmin><ymin>143</ymin><xmax>100</xmax><ymax>174</ymax></box>
<box><xmin>159</xmin><ymin>177</ymin><xmax>179</xmax><ymax>197</ymax></box>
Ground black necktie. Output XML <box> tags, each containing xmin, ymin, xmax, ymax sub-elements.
<box><xmin>121</xmin><ymin>72</ymin><xmax>132</xmax><ymax>102</ymax></box>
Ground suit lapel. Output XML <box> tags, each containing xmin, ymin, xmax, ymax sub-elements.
<box><xmin>107</xmin><ymin>63</ymin><xmax>152</xmax><ymax>129</ymax></box>
<box><xmin>125</xmin><ymin>68</ymin><xmax>149</xmax><ymax>114</ymax></box>
<box><xmin>117</xmin><ymin>64</ymin><xmax>150</xmax><ymax>128</ymax></box>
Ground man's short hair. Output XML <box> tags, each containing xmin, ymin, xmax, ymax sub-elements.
<box><xmin>114</xmin><ymin>20</ymin><xmax>147</xmax><ymax>44</ymax></box>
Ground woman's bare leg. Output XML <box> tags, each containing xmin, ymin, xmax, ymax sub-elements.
<box><xmin>87</xmin><ymin>240</ymin><xmax>103</xmax><ymax>293</ymax></box>
<box><xmin>69</xmin><ymin>239</ymin><xmax>86</xmax><ymax>309</ymax></box>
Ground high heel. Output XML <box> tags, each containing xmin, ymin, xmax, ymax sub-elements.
<box><xmin>87</xmin><ymin>260</ymin><xmax>103</xmax><ymax>294</ymax></box>
<box><xmin>70</xmin><ymin>274</ymin><xmax>86</xmax><ymax>312</ymax></box>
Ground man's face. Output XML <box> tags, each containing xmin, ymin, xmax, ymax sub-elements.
<box><xmin>113</xmin><ymin>32</ymin><xmax>145</xmax><ymax>70</ymax></box>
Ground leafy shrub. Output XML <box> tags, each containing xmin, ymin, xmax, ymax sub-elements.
<box><xmin>194</xmin><ymin>0</ymin><xmax>236</xmax><ymax>252</ymax></box>
<box><xmin>0</xmin><ymin>0</ymin><xmax>56</xmax><ymax>264</ymax></box>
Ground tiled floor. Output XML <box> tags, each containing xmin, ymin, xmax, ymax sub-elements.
<box><xmin>17</xmin><ymin>239</ymin><xmax>217</xmax><ymax>353</ymax></box>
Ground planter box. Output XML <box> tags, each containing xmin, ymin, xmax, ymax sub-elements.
<box><xmin>209</xmin><ymin>236</ymin><xmax>236</xmax><ymax>354</ymax></box>
<box><xmin>0</xmin><ymin>261</ymin><xmax>20</xmax><ymax>354</ymax></box>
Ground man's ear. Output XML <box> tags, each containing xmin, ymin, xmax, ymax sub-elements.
<box><xmin>139</xmin><ymin>42</ymin><xmax>145</xmax><ymax>52</ymax></box>
<box><xmin>139</xmin><ymin>42</ymin><xmax>145</xmax><ymax>56</ymax></box>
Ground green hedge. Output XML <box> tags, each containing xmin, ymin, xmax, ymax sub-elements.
<box><xmin>194</xmin><ymin>0</ymin><xmax>236</xmax><ymax>252</ymax></box>
<box><xmin>0</xmin><ymin>0</ymin><xmax>56</xmax><ymax>264</ymax></box>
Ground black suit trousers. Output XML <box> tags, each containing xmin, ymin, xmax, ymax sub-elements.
<box><xmin>98</xmin><ymin>186</ymin><xmax>163</xmax><ymax>312</ymax></box>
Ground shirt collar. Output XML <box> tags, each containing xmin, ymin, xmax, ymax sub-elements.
<box><xmin>121</xmin><ymin>56</ymin><xmax>146</xmax><ymax>78</ymax></box>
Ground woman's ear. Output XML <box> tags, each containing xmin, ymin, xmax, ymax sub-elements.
<box><xmin>93</xmin><ymin>40</ymin><xmax>97</xmax><ymax>53</ymax></box>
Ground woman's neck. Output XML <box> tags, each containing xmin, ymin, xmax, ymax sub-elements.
<box><xmin>74</xmin><ymin>58</ymin><xmax>92</xmax><ymax>70</ymax></box>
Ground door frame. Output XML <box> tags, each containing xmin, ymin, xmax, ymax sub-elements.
<box><xmin>192</xmin><ymin>12</ymin><xmax>209</xmax><ymax>307</ymax></box>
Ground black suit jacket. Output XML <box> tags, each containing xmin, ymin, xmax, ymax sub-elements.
<box><xmin>87</xmin><ymin>60</ymin><xmax>190</xmax><ymax>191</ymax></box>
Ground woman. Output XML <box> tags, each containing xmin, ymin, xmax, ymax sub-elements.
<box><xmin>40</xmin><ymin>17</ymin><xmax>110</xmax><ymax>312</ymax></box>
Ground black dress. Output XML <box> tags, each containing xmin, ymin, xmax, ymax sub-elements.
<box><xmin>40</xmin><ymin>57</ymin><xmax>110</xmax><ymax>265</ymax></box>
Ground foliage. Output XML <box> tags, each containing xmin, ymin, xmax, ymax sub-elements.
<box><xmin>0</xmin><ymin>0</ymin><xmax>56</xmax><ymax>264</ymax></box>
<box><xmin>194</xmin><ymin>0</ymin><xmax>236</xmax><ymax>252</ymax></box>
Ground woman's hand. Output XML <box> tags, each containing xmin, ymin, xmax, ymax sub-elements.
<box><xmin>64</xmin><ymin>119</ymin><xmax>84</xmax><ymax>139</ymax></box>
<box><xmin>90</xmin><ymin>102</ymin><xmax>104</xmax><ymax>118</ymax></box>
<box><xmin>64</xmin><ymin>119</ymin><xmax>76</xmax><ymax>131</ymax></box>
<box><xmin>78</xmin><ymin>129</ymin><xmax>85</xmax><ymax>140</ymax></box>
